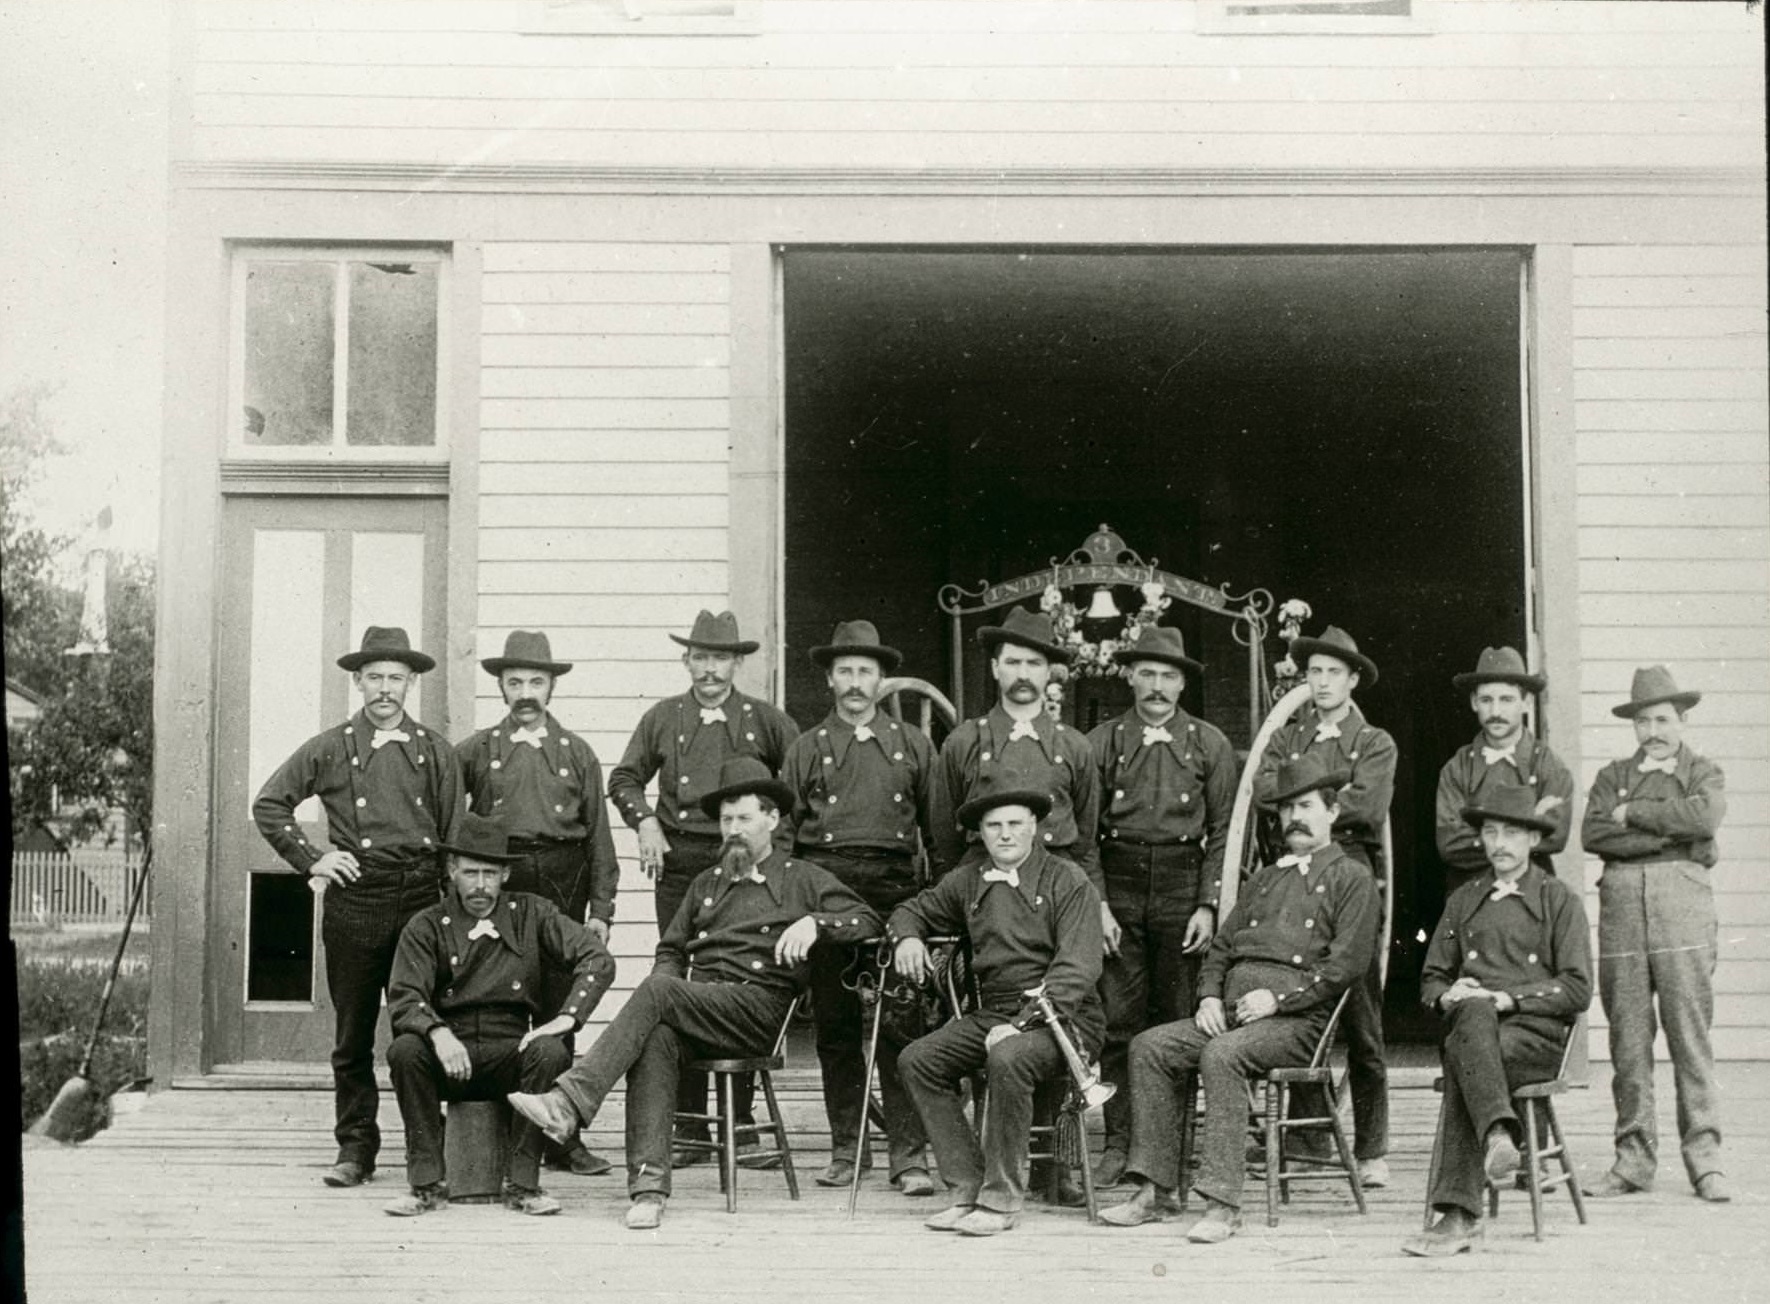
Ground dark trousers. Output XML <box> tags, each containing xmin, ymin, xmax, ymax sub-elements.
<box><xmin>899</xmin><ymin>1011</ymin><xmax>1068</xmax><ymax>1213</ymax></box>
<box><xmin>1124</xmin><ymin>1011</ymin><xmax>1326</xmax><ymax>1210</ymax></box>
<box><xmin>1430</xmin><ymin>1001</ymin><xmax>1566</xmax><ymax>1217</ymax></box>
<box><xmin>801</xmin><ymin>849</ymin><xmax>927</xmax><ymax>1176</ymax></box>
<box><xmin>653</xmin><ymin>831</ymin><xmax>758</xmax><ymax>1136</ymax></box>
<box><xmin>387</xmin><ymin>1029</ymin><xmax>572</xmax><ymax>1191</ymax></box>
<box><xmin>1098</xmin><ymin>841</ymin><xmax>1205</xmax><ymax>1153</ymax></box>
<box><xmin>551</xmin><ymin>973</ymin><xmax>789</xmax><ymax>1198</ymax></box>
<box><xmin>508</xmin><ymin>838</ymin><xmax>594</xmax><ymax>1156</ymax></box>
<box><xmin>319</xmin><ymin>861</ymin><xmax>441</xmax><ymax>1168</ymax></box>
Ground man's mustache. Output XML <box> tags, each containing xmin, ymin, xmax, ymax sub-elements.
<box><xmin>1141</xmin><ymin>691</ymin><xmax>1174</xmax><ymax>703</ymax></box>
<box><xmin>1284</xmin><ymin>822</ymin><xmax>1311</xmax><ymax>837</ymax></box>
<box><xmin>512</xmin><ymin>697</ymin><xmax>543</xmax><ymax>713</ymax></box>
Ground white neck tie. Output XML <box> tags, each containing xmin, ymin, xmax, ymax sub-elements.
<box><xmin>466</xmin><ymin>918</ymin><xmax>499</xmax><ymax>941</ymax></box>
<box><xmin>510</xmin><ymin>725</ymin><xmax>548</xmax><ymax>749</ymax></box>
<box><xmin>1276</xmin><ymin>852</ymin><xmax>1313</xmax><ymax>874</ymax></box>
<box><xmin>1639</xmin><ymin>755</ymin><xmax>1677</xmax><ymax>775</ymax></box>
<box><xmin>853</xmin><ymin>724</ymin><xmax>875</xmax><ymax>743</ymax></box>
<box><xmin>1313</xmin><ymin>721</ymin><xmax>1342</xmax><ymax>743</ymax></box>
<box><xmin>1141</xmin><ymin>725</ymin><xmax>1174</xmax><ymax>748</ymax></box>
<box><xmin>370</xmin><ymin>728</ymin><xmax>410</xmax><ymax>750</ymax></box>
<box><xmin>1489</xmin><ymin>878</ymin><xmax>1523</xmax><ymax>902</ymax></box>
<box><xmin>1481</xmin><ymin>745</ymin><xmax>1517</xmax><ymax>767</ymax></box>
<box><xmin>699</xmin><ymin>706</ymin><xmax>727</xmax><ymax>726</ymax></box>
<box><xmin>981</xmin><ymin>866</ymin><xmax>1021</xmax><ymax>888</ymax></box>
<box><xmin>1007</xmin><ymin>719</ymin><xmax>1039</xmax><ymax>743</ymax></box>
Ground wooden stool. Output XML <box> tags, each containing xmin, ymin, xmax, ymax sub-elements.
<box><xmin>444</xmin><ymin>1099</ymin><xmax>511</xmax><ymax>1203</ymax></box>
<box><xmin>1422</xmin><ymin>1073</ymin><xmax>1588</xmax><ymax>1241</ymax></box>
<box><xmin>671</xmin><ymin>995</ymin><xmax>802</xmax><ymax>1212</ymax></box>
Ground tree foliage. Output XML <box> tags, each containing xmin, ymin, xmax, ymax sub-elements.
<box><xmin>2</xmin><ymin>384</ymin><xmax>79</xmax><ymax>696</ymax></box>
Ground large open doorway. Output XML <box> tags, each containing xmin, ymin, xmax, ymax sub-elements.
<box><xmin>782</xmin><ymin>247</ymin><xmax>1529</xmax><ymax>1040</ymax></box>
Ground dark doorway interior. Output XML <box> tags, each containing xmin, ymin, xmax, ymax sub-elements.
<box><xmin>783</xmin><ymin>248</ymin><xmax>1527</xmax><ymax>1040</ymax></box>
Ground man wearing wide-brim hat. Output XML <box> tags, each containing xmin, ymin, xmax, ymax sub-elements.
<box><xmin>254</xmin><ymin>625</ymin><xmax>464</xmax><ymax>1188</ymax></box>
<box><xmin>892</xmin><ymin>787</ymin><xmax>1105</xmax><ymax>1236</ymax></box>
<box><xmin>1405</xmin><ymin>785</ymin><xmax>1591</xmax><ymax>1257</ymax></box>
<box><xmin>929</xmin><ymin>604</ymin><xmax>1100</xmax><ymax>898</ymax></box>
<box><xmin>383</xmin><ymin>812</ymin><xmax>617</xmax><ymax>1217</ymax></box>
<box><xmin>1434</xmin><ymin>646</ymin><xmax>1574</xmax><ymax>896</ymax></box>
<box><xmin>1249</xmin><ymin>622</ymin><xmax>1396</xmax><ymax>1188</ymax></box>
<box><xmin>608</xmin><ymin>610</ymin><xmax>800</xmax><ymax>1160</ymax></box>
<box><xmin>1099</xmin><ymin>753</ymin><xmax>1379</xmax><ymax>1244</ymax></box>
<box><xmin>457</xmin><ymin>629</ymin><xmax>622</xmax><ymax>1175</ymax></box>
<box><xmin>1084</xmin><ymin>624</ymin><xmax>1237</xmax><ymax>1189</ymax></box>
<box><xmin>776</xmin><ymin>620</ymin><xmax>938</xmax><ymax>1194</ymax></box>
<box><xmin>1580</xmin><ymin>665</ymin><xmax>1730</xmax><ymax>1204</ymax></box>
<box><xmin>508</xmin><ymin>758</ymin><xmax>881</xmax><ymax>1229</ymax></box>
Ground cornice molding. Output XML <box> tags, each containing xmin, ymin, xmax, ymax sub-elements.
<box><xmin>173</xmin><ymin>161</ymin><xmax>1766</xmax><ymax>198</ymax></box>
<box><xmin>219</xmin><ymin>460</ymin><xmax>450</xmax><ymax>497</ymax></box>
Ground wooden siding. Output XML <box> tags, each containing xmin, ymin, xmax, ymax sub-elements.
<box><xmin>181</xmin><ymin>1</ymin><xmax>1764</xmax><ymax>173</ymax></box>
<box><xmin>477</xmin><ymin>239</ymin><xmax>733</xmax><ymax>1017</ymax></box>
<box><xmin>1572</xmin><ymin>242</ymin><xmax>1770</xmax><ymax>1062</ymax></box>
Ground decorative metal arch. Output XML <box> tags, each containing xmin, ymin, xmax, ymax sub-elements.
<box><xmin>937</xmin><ymin>524</ymin><xmax>1276</xmax><ymax>737</ymax></box>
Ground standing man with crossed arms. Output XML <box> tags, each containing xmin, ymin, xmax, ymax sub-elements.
<box><xmin>1085</xmin><ymin>626</ymin><xmax>1236</xmax><ymax>1189</ymax></box>
<box><xmin>777</xmin><ymin>619</ymin><xmax>937</xmax><ymax>1195</ymax></box>
<box><xmin>608</xmin><ymin>609</ymin><xmax>799</xmax><ymax>1161</ymax></box>
<box><xmin>1252</xmin><ymin>624</ymin><xmax>1395</xmax><ymax>1188</ymax></box>
<box><xmin>254</xmin><ymin>625</ymin><xmax>462</xmax><ymax>1189</ymax></box>
<box><xmin>459</xmin><ymin>629</ymin><xmax>622</xmax><ymax>1176</ymax></box>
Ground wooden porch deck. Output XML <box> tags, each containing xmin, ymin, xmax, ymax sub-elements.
<box><xmin>23</xmin><ymin>1063</ymin><xmax>1769</xmax><ymax>1304</ymax></box>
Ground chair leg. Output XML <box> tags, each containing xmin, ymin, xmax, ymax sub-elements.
<box><xmin>1544</xmin><ymin>1100</ymin><xmax>1587</xmax><ymax>1226</ymax></box>
<box><xmin>1176</xmin><ymin>1073</ymin><xmax>1198</xmax><ymax>1214</ymax></box>
<box><xmin>760</xmin><ymin>1069</ymin><xmax>799</xmax><ymax>1202</ymax></box>
<box><xmin>718</xmin><ymin>1072</ymin><xmax>739</xmax><ymax>1213</ymax></box>
<box><xmin>1422</xmin><ymin>1090</ymin><xmax>1449</xmax><ymax>1231</ymax></box>
<box><xmin>1521</xmin><ymin>1099</ymin><xmax>1545</xmax><ymax>1242</ymax></box>
<box><xmin>1071</xmin><ymin>1102</ymin><xmax>1100</xmax><ymax>1223</ymax></box>
<box><xmin>1264</xmin><ymin>1083</ymin><xmax>1282</xmax><ymax>1229</ymax></box>
<box><xmin>1324</xmin><ymin>1084</ymin><xmax>1366</xmax><ymax>1216</ymax></box>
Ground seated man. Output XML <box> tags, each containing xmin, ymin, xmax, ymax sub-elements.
<box><xmin>509</xmin><ymin>757</ymin><xmax>882</xmax><ymax>1229</ymax></box>
<box><xmin>384</xmin><ymin>813</ymin><xmax>617</xmax><ymax>1217</ymax></box>
<box><xmin>1403</xmin><ymin>783</ymin><xmax>1591</xmax><ymax>1257</ymax></box>
<box><xmin>892</xmin><ymin>789</ymin><xmax>1105</xmax><ymax>1238</ymax></box>
<box><xmin>1098</xmin><ymin>754</ymin><xmax>1379</xmax><ymax>1244</ymax></box>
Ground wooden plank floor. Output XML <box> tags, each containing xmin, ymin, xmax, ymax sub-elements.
<box><xmin>23</xmin><ymin>1064</ymin><xmax>1770</xmax><ymax>1304</ymax></box>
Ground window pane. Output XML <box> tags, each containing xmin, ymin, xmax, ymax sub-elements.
<box><xmin>242</xmin><ymin>261</ymin><xmax>336</xmax><ymax>446</ymax></box>
<box><xmin>246</xmin><ymin>871</ymin><xmax>315</xmax><ymax>1002</ymax></box>
<box><xmin>346</xmin><ymin>261</ymin><xmax>438</xmax><ymax>447</ymax></box>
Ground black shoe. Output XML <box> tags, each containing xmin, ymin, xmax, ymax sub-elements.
<box><xmin>549</xmin><ymin>1144</ymin><xmax>613</xmax><ymax>1176</ymax></box>
<box><xmin>737</xmin><ymin>1137</ymin><xmax>782</xmax><ymax>1171</ymax></box>
<box><xmin>817</xmin><ymin>1155</ymin><xmax>873</xmax><ymax>1187</ymax></box>
<box><xmin>323</xmin><ymin>1160</ymin><xmax>372</xmax><ymax>1188</ymax></box>
<box><xmin>384</xmin><ymin>1181</ymin><xmax>447</xmax><ymax>1216</ymax></box>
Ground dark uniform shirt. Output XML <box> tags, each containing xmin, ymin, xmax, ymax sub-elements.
<box><xmin>458</xmin><ymin>710</ymin><xmax>621</xmax><ymax>921</ymax></box>
<box><xmin>655</xmin><ymin>852</ymin><xmax>881</xmax><ymax>996</ymax></box>
<box><xmin>777</xmin><ymin>711</ymin><xmax>936</xmax><ymax>855</ymax></box>
<box><xmin>888</xmin><ymin>845</ymin><xmax>1105</xmax><ymax>1041</ymax></box>
<box><xmin>387</xmin><ymin>889</ymin><xmax>616</xmax><ymax>1041</ymax></box>
<box><xmin>929</xmin><ymin>705</ymin><xmax>1100</xmax><ymax>887</ymax></box>
<box><xmin>1088</xmin><ymin>707</ymin><xmax>1237</xmax><ymax>907</ymax></box>
<box><xmin>608</xmin><ymin>689</ymin><xmax>799</xmax><ymax>838</ymax></box>
<box><xmin>254</xmin><ymin>709</ymin><xmax>461</xmax><ymax>872</ymax></box>
<box><xmin>1434</xmin><ymin>729</ymin><xmax>1574</xmax><ymax>874</ymax></box>
<box><xmin>1419</xmin><ymin>865</ymin><xmax>1590</xmax><ymax>1023</ymax></box>
<box><xmin>1581</xmin><ymin>746</ymin><xmax>1727</xmax><ymax>868</ymax></box>
<box><xmin>1253</xmin><ymin>701</ymin><xmax>1396</xmax><ymax>860</ymax></box>
<box><xmin>1198</xmin><ymin>843</ymin><xmax>1379</xmax><ymax>1019</ymax></box>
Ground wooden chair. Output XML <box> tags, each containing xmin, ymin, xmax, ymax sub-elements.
<box><xmin>1420</xmin><ymin>1028</ymin><xmax>1587</xmax><ymax>1240</ymax></box>
<box><xmin>1173</xmin><ymin>989</ymin><xmax>1367</xmax><ymax>1228</ymax></box>
<box><xmin>672</xmin><ymin>994</ymin><xmax>803</xmax><ymax>1212</ymax></box>
<box><xmin>1024</xmin><ymin>1073</ymin><xmax>1103</xmax><ymax>1222</ymax></box>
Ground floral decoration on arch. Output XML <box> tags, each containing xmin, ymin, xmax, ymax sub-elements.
<box><xmin>1038</xmin><ymin>580</ymin><xmax>1175</xmax><ymax>715</ymax></box>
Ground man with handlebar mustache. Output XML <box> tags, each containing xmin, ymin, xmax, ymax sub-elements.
<box><xmin>458</xmin><ymin>629</ymin><xmax>622</xmax><ymax>1176</ymax></box>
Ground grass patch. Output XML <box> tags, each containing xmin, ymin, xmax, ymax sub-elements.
<box><xmin>16</xmin><ymin>931</ymin><xmax>150</xmax><ymax>1139</ymax></box>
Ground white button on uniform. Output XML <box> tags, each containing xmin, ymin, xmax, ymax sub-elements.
<box><xmin>355</xmin><ymin>797</ymin><xmax>367</xmax><ymax>808</ymax></box>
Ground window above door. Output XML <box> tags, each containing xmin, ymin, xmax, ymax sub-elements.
<box><xmin>228</xmin><ymin>247</ymin><xmax>450</xmax><ymax>464</ymax></box>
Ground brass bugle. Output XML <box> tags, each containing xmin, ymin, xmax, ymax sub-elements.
<box><xmin>1025</xmin><ymin>983</ymin><xmax>1115</xmax><ymax>1110</ymax></box>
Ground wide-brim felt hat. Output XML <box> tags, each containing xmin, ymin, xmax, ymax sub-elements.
<box><xmin>1119</xmin><ymin>623</ymin><xmax>1203</xmax><ymax>676</ymax></box>
<box><xmin>337</xmin><ymin>625</ymin><xmax>435</xmax><ymax>673</ymax></box>
<box><xmin>1460</xmin><ymin>783</ymin><xmax>1558</xmax><ymax>836</ymax></box>
<box><xmin>1611</xmin><ymin>664</ymin><xmax>1701</xmax><ymax>719</ymax></box>
<box><xmin>1290</xmin><ymin>624</ymin><xmax>1378</xmax><ymax>686</ymax></box>
<box><xmin>670</xmin><ymin>609</ymin><xmax>760</xmax><ymax>656</ymax></box>
<box><xmin>956</xmin><ymin>787</ymin><xmax>1054</xmax><ymax>831</ymax></box>
<box><xmin>976</xmin><ymin>606</ymin><xmax>1074</xmax><ymax>666</ymax></box>
<box><xmin>482</xmin><ymin>629</ymin><xmax>572</xmax><ymax>677</ymax></box>
<box><xmin>809</xmin><ymin>619</ymin><xmax>902</xmax><ymax>673</ymax></box>
<box><xmin>1269</xmin><ymin>753</ymin><xmax>1352</xmax><ymax>807</ymax></box>
<box><xmin>698</xmin><ymin>756</ymin><xmax>795</xmax><ymax>819</ymax></box>
<box><xmin>1452</xmin><ymin>645</ymin><xmax>1544</xmax><ymax>694</ymax></box>
<box><xmin>437</xmin><ymin>812</ymin><xmax>524</xmax><ymax>864</ymax></box>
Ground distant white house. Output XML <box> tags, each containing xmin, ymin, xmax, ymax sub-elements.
<box><xmin>5</xmin><ymin>677</ymin><xmax>46</xmax><ymax>730</ymax></box>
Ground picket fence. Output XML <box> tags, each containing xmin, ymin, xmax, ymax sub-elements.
<box><xmin>10</xmin><ymin>850</ymin><xmax>149</xmax><ymax>927</ymax></box>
